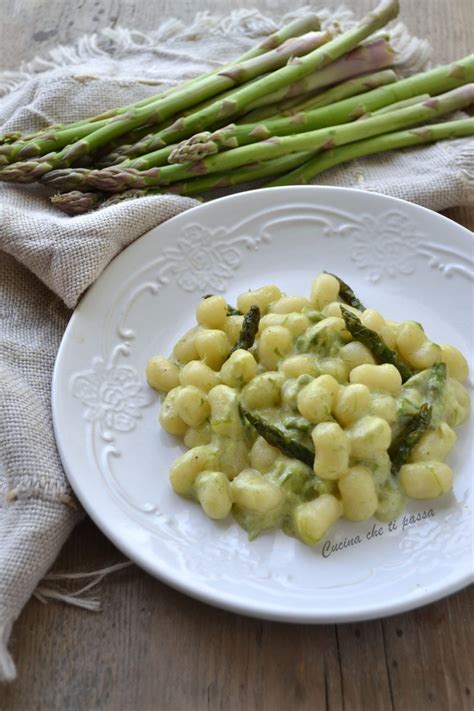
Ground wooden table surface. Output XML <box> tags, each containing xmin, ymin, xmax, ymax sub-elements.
<box><xmin>1</xmin><ymin>1</ymin><xmax>473</xmax><ymax>709</ymax></box>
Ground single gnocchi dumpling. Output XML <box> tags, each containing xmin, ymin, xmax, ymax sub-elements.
<box><xmin>250</xmin><ymin>437</ymin><xmax>280</xmax><ymax>473</ymax></box>
<box><xmin>241</xmin><ymin>372</ymin><xmax>284</xmax><ymax>410</ymax></box>
<box><xmin>346</xmin><ymin>415</ymin><xmax>392</xmax><ymax>458</ymax></box>
<box><xmin>173</xmin><ymin>326</ymin><xmax>200</xmax><ymax>363</ymax></box>
<box><xmin>169</xmin><ymin>445</ymin><xmax>218</xmax><ymax>495</ymax></box>
<box><xmin>310</xmin><ymin>273</ymin><xmax>340</xmax><ymax>309</ymax></box>
<box><xmin>399</xmin><ymin>461</ymin><xmax>453</xmax><ymax>499</ymax></box>
<box><xmin>339</xmin><ymin>341</ymin><xmax>376</xmax><ymax>371</ymax></box>
<box><xmin>146</xmin><ymin>356</ymin><xmax>180</xmax><ymax>393</ymax></box>
<box><xmin>159</xmin><ymin>387</ymin><xmax>187</xmax><ymax>436</ymax></box>
<box><xmin>270</xmin><ymin>295</ymin><xmax>311</xmax><ymax>314</ymax></box>
<box><xmin>312</xmin><ymin>422</ymin><xmax>350</xmax><ymax>480</ymax></box>
<box><xmin>196</xmin><ymin>295</ymin><xmax>227</xmax><ymax>329</ymax></box>
<box><xmin>175</xmin><ymin>385</ymin><xmax>210</xmax><ymax>427</ymax></box>
<box><xmin>208</xmin><ymin>384</ymin><xmax>243</xmax><ymax>437</ymax></box>
<box><xmin>194</xmin><ymin>471</ymin><xmax>233</xmax><ymax>519</ymax></box>
<box><xmin>338</xmin><ymin>466</ymin><xmax>378</xmax><ymax>521</ymax></box>
<box><xmin>258</xmin><ymin>325</ymin><xmax>293</xmax><ymax>369</ymax></box>
<box><xmin>440</xmin><ymin>344</ymin><xmax>469</xmax><ymax>382</ymax></box>
<box><xmin>334</xmin><ymin>384</ymin><xmax>370</xmax><ymax>426</ymax></box>
<box><xmin>293</xmin><ymin>495</ymin><xmax>342</xmax><ymax>545</ymax></box>
<box><xmin>179</xmin><ymin>360</ymin><xmax>219</xmax><ymax>392</ymax></box>
<box><xmin>231</xmin><ymin>469</ymin><xmax>284</xmax><ymax>513</ymax></box>
<box><xmin>297</xmin><ymin>375</ymin><xmax>340</xmax><ymax>424</ymax></box>
<box><xmin>195</xmin><ymin>329</ymin><xmax>231</xmax><ymax>370</ymax></box>
<box><xmin>396</xmin><ymin>321</ymin><xmax>441</xmax><ymax>370</ymax></box>
<box><xmin>279</xmin><ymin>354</ymin><xmax>319</xmax><ymax>379</ymax></box>
<box><xmin>349</xmin><ymin>363</ymin><xmax>402</xmax><ymax>396</ymax></box>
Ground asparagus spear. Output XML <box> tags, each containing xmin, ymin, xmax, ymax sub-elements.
<box><xmin>240</xmin><ymin>68</ymin><xmax>398</xmax><ymax>123</ymax></box>
<box><xmin>388</xmin><ymin>403</ymin><xmax>432</xmax><ymax>474</ymax></box>
<box><xmin>50</xmin><ymin>150</ymin><xmax>308</xmax><ymax>213</ymax></box>
<box><xmin>231</xmin><ymin>305</ymin><xmax>261</xmax><ymax>353</ymax></box>
<box><xmin>266</xmin><ymin>117</ymin><xmax>474</xmax><ymax>186</ymax></box>
<box><xmin>242</xmin><ymin>13</ymin><xmax>322</xmax><ymax>51</ymax></box>
<box><xmin>0</xmin><ymin>14</ymin><xmax>322</xmax><ymax>149</ymax></box>
<box><xmin>50</xmin><ymin>191</ymin><xmax>103</xmax><ymax>215</ymax></box>
<box><xmin>265</xmin><ymin>52</ymin><xmax>474</xmax><ymax>126</ymax></box>
<box><xmin>425</xmin><ymin>362</ymin><xmax>448</xmax><ymax>419</ymax></box>
<box><xmin>243</xmin><ymin>38</ymin><xmax>395</xmax><ymax>112</ymax></box>
<box><xmin>43</xmin><ymin>83</ymin><xmax>474</xmax><ymax>193</ymax></box>
<box><xmin>326</xmin><ymin>273</ymin><xmax>366</xmax><ymax>310</ymax></box>
<box><xmin>49</xmin><ymin>152</ymin><xmax>313</xmax><ymax>214</ymax></box>
<box><xmin>0</xmin><ymin>30</ymin><xmax>331</xmax><ymax>176</ymax></box>
<box><xmin>340</xmin><ymin>306</ymin><xmax>413</xmax><ymax>381</ymax></box>
<box><xmin>389</xmin><ymin>365</ymin><xmax>446</xmax><ymax>474</ymax></box>
<box><xmin>36</xmin><ymin>145</ymin><xmax>176</xmax><ymax>192</ymax></box>
<box><xmin>240</xmin><ymin>407</ymin><xmax>315</xmax><ymax>467</ymax></box>
<box><xmin>370</xmin><ymin>93</ymin><xmax>430</xmax><ymax>114</ymax></box>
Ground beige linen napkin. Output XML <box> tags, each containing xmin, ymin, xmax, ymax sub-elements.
<box><xmin>0</xmin><ymin>8</ymin><xmax>472</xmax><ymax>681</ymax></box>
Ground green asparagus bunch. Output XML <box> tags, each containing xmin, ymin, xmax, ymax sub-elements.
<box><xmin>1</xmin><ymin>0</ymin><xmax>474</xmax><ymax>215</ymax></box>
<box><xmin>50</xmin><ymin>117</ymin><xmax>474</xmax><ymax>214</ymax></box>
<box><xmin>42</xmin><ymin>85</ymin><xmax>474</xmax><ymax>193</ymax></box>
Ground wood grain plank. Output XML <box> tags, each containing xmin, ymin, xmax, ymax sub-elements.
<box><xmin>382</xmin><ymin>589</ymin><xmax>474</xmax><ymax>711</ymax></box>
<box><xmin>335</xmin><ymin>621</ymin><xmax>395</xmax><ymax>711</ymax></box>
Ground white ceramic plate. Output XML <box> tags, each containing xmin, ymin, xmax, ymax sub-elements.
<box><xmin>53</xmin><ymin>186</ymin><xmax>474</xmax><ymax>622</ymax></box>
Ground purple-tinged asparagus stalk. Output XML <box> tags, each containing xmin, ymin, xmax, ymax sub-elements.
<box><xmin>50</xmin><ymin>191</ymin><xmax>103</xmax><ymax>215</ymax></box>
<box><xmin>244</xmin><ymin>38</ymin><xmax>395</xmax><ymax>111</ymax></box>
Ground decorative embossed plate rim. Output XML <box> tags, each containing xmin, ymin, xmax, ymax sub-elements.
<box><xmin>52</xmin><ymin>187</ymin><xmax>474</xmax><ymax>622</ymax></box>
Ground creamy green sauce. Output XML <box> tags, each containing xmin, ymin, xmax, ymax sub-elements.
<box><xmin>209</xmin><ymin>313</ymin><xmax>464</xmax><ymax>541</ymax></box>
<box><xmin>160</xmin><ymin>290</ymin><xmax>471</xmax><ymax>546</ymax></box>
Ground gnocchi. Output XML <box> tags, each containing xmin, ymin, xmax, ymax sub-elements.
<box><xmin>147</xmin><ymin>274</ymin><xmax>470</xmax><ymax>547</ymax></box>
